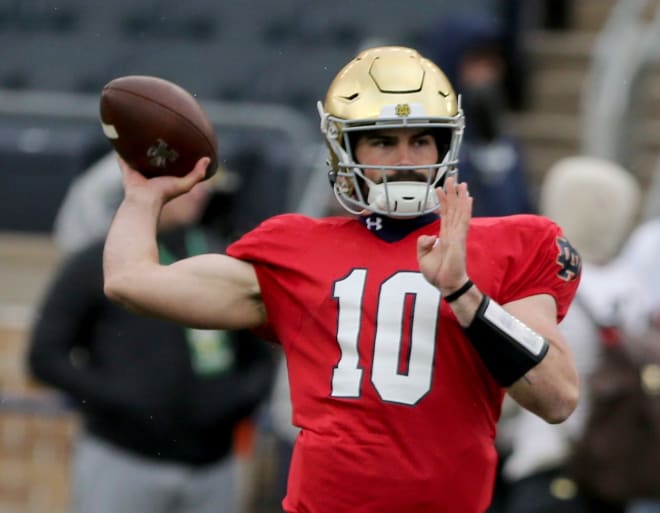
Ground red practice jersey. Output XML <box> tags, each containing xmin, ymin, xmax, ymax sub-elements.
<box><xmin>227</xmin><ymin>213</ymin><xmax>580</xmax><ymax>513</ymax></box>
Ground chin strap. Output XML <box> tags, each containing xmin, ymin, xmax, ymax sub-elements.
<box><xmin>367</xmin><ymin>181</ymin><xmax>439</xmax><ymax>216</ymax></box>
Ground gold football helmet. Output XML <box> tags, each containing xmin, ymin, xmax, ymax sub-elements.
<box><xmin>318</xmin><ymin>46</ymin><xmax>464</xmax><ymax>217</ymax></box>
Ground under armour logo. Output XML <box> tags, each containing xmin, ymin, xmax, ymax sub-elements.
<box><xmin>365</xmin><ymin>216</ymin><xmax>383</xmax><ymax>231</ymax></box>
<box><xmin>147</xmin><ymin>139</ymin><xmax>179</xmax><ymax>168</ymax></box>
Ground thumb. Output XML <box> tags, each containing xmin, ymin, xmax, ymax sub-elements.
<box><xmin>192</xmin><ymin>157</ymin><xmax>211</xmax><ymax>182</ymax></box>
<box><xmin>180</xmin><ymin>157</ymin><xmax>210</xmax><ymax>189</ymax></box>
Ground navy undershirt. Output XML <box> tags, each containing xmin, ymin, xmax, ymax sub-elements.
<box><xmin>360</xmin><ymin>212</ymin><xmax>438</xmax><ymax>242</ymax></box>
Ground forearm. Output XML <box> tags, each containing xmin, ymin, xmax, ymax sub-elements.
<box><xmin>28</xmin><ymin>342</ymin><xmax>129</xmax><ymax>412</ymax></box>
<box><xmin>29</xmin><ymin>357</ymin><xmax>119</xmax><ymax>412</ymax></box>
<box><xmin>445</xmin><ymin>282</ymin><xmax>578</xmax><ymax>423</ymax></box>
<box><xmin>506</xmin><ymin>338</ymin><xmax>578</xmax><ymax>423</ymax></box>
<box><xmin>103</xmin><ymin>191</ymin><xmax>162</xmax><ymax>310</ymax></box>
<box><xmin>28</xmin><ymin>346</ymin><xmax>84</xmax><ymax>396</ymax></box>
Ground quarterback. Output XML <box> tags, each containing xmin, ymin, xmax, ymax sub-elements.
<box><xmin>104</xmin><ymin>47</ymin><xmax>580</xmax><ymax>513</ymax></box>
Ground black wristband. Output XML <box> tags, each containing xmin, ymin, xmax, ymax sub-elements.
<box><xmin>444</xmin><ymin>279</ymin><xmax>474</xmax><ymax>302</ymax></box>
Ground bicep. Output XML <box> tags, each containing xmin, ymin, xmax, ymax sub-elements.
<box><xmin>112</xmin><ymin>253</ymin><xmax>265</xmax><ymax>330</ymax></box>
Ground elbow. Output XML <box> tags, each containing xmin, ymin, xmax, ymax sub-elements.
<box><xmin>103</xmin><ymin>271</ymin><xmax>151</xmax><ymax>317</ymax></box>
<box><xmin>26</xmin><ymin>350</ymin><xmax>44</xmax><ymax>381</ymax></box>
<box><xmin>103</xmin><ymin>276</ymin><xmax>122</xmax><ymax>304</ymax></box>
<box><xmin>26</xmin><ymin>346</ymin><xmax>54</xmax><ymax>385</ymax></box>
<box><xmin>544</xmin><ymin>384</ymin><xmax>579</xmax><ymax>424</ymax></box>
<box><xmin>103</xmin><ymin>273</ymin><xmax>135</xmax><ymax>309</ymax></box>
<box><xmin>511</xmin><ymin>355</ymin><xmax>581</xmax><ymax>424</ymax></box>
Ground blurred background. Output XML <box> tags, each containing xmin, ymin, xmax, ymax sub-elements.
<box><xmin>1</xmin><ymin>0</ymin><xmax>660</xmax><ymax>512</ymax></box>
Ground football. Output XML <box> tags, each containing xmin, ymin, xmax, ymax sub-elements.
<box><xmin>99</xmin><ymin>75</ymin><xmax>218</xmax><ymax>179</ymax></box>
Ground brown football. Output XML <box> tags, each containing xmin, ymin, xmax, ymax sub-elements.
<box><xmin>99</xmin><ymin>75</ymin><xmax>218</xmax><ymax>179</ymax></box>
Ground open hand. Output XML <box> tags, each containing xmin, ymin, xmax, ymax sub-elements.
<box><xmin>417</xmin><ymin>177</ymin><xmax>473</xmax><ymax>294</ymax></box>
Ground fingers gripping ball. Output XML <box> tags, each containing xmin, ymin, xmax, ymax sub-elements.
<box><xmin>99</xmin><ymin>75</ymin><xmax>218</xmax><ymax>179</ymax></box>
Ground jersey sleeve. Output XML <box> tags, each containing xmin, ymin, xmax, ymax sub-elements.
<box><xmin>226</xmin><ymin>214</ymin><xmax>311</xmax><ymax>343</ymax></box>
<box><xmin>226</xmin><ymin>214</ymin><xmax>315</xmax><ymax>265</ymax></box>
<box><xmin>497</xmin><ymin>216</ymin><xmax>582</xmax><ymax>321</ymax></box>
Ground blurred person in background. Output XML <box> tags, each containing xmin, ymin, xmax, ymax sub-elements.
<box><xmin>614</xmin><ymin>202</ymin><xmax>660</xmax><ymax>513</ymax></box>
<box><xmin>496</xmin><ymin>156</ymin><xmax>645</xmax><ymax>513</ymax></box>
<box><xmin>425</xmin><ymin>10</ymin><xmax>534</xmax><ymax>218</ymax></box>
<box><xmin>27</xmin><ymin>165</ymin><xmax>275</xmax><ymax>513</ymax></box>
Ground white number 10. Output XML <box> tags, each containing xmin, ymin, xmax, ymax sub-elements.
<box><xmin>331</xmin><ymin>269</ymin><xmax>441</xmax><ymax>405</ymax></box>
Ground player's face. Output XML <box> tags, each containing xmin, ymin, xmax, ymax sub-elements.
<box><xmin>353</xmin><ymin>128</ymin><xmax>439</xmax><ymax>183</ymax></box>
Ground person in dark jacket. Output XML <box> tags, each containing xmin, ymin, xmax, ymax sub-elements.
<box><xmin>27</xmin><ymin>176</ymin><xmax>275</xmax><ymax>513</ymax></box>
<box><xmin>425</xmin><ymin>10</ymin><xmax>534</xmax><ymax>218</ymax></box>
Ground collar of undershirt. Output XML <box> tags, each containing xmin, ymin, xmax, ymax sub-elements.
<box><xmin>360</xmin><ymin>212</ymin><xmax>438</xmax><ymax>242</ymax></box>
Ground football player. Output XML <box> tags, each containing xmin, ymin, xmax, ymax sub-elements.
<box><xmin>104</xmin><ymin>46</ymin><xmax>580</xmax><ymax>513</ymax></box>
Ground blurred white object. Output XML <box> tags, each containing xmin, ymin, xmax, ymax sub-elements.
<box><xmin>54</xmin><ymin>152</ymin><xmax>123</xmax><ymax>253</ymax></box>
<box><xmin>540</xmin><ymin>155</ymin><xmax>641</xmax><ymax>265</ymax></box>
